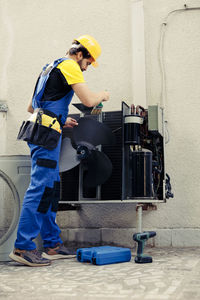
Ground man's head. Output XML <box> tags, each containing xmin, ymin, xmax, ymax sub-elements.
<box><xmin>68</xmin><ymin>41</ymin><xmax>93</xmax><ymax>71</ymax></box>
<box><xmin>67</xmin><ymin>34</ymin><xmax>101</xmax><ymax>71</ymax></box>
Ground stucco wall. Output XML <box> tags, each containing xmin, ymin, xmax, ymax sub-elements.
<box><xmin>0</xmin><ymin>0</ymin><xmax>132</xmax><ymax>154</ymax></box>
<box><xmin>1</xmin><ymin>0</ymin><xmax>200</xmax><ymax>247</ymax></box>
<box><xmin>143</xmin><ymin>0</ymin><xmax>200</xmax><ymax>246</ymax></box>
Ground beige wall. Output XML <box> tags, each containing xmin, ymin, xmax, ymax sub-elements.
<box><xmin>0</xmin><ymin>0</ymin><xmax>132</xmax><ymax>154</ymax></box>
<box><xmin>143</xmin><ymin>0</ymin><xmax>200</xmax><ymax>245</ymax></box>
<box><xmin>1</xmin><ymin>0</ymin><xmax>200</xmax><ymax>247</ymax></box>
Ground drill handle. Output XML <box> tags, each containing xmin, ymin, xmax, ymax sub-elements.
<box><xmin>137</xmin><ymin>240</ymin><xmax>144</xmax><ymax>256</ymax></box>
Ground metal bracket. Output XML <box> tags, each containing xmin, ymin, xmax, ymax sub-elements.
<box><xmin>0</xmin><ymin>102</ymin><xmax>8</xmax><ymax>112</ymax></box>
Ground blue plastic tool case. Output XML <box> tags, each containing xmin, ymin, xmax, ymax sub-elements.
<box><xmin>76</xmin><ymin>246</ymin><xmax>131</xmax><ymax>265</ymax></box>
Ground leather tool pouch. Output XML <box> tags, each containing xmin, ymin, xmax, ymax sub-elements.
<box><xmin>17</xmin><ymin>109</ymin><xmax>62</xmax><ymax>150</ymax></box>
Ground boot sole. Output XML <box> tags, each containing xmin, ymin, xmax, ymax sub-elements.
<box><xmin>9</xmin><ymin>252</ymin><xmax>51</xmax><ymax>267</ymax></box>
<box><xmin>42</xmin><ymin>252</ymin><xmax>76</xmax><ymax>260</ymax></box>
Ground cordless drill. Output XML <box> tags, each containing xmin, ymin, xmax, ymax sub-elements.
<box><xmin>133</xmin><ymin>231</ymin><xmax>156</xmax><ymax>263</ymax></box>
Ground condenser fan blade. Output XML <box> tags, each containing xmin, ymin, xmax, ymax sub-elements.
<box><xmin>83</xmin><ymin>150</ymin><xmax>112</xmax><ymax>188</ymax></box>
<box><xmin>73</xmin><ymin>117</ymin><xmax>114</xmax><ymax>147</ymax></box>
<box><xmin>59</xmin><ymin>137</ymin><xmax>80</xmax><ymax>172</ymax></box>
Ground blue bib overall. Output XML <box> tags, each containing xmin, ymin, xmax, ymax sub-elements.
<box><xmin>15</xmin><ymin>58</ymin><xmax>74</xmax><ymax>250</ymax></box>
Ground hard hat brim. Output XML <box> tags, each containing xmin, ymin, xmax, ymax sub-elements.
<box><xmin>92</xmin><ymin>60</ymin><xmax>98</xmax><ymax>68</ymax></box>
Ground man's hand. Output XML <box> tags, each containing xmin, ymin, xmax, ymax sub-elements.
<box><xmin>63</xmin><ymin>117</ymin><xmax>78</xmax><ymax>128</ymax></box>
<box><xmin>102</xmin><ymin>91</ymin><xmax>110</xmax><ymax>102</ymax></box>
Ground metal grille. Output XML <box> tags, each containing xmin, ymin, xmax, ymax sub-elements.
<box><xmin>60</xmin><ymin>111</ymin><xmax>122</xmax><ymax>206</ymax></box>
<box><xmin>101</xmin><ymin>111</ymin><xmax>122</xmax><ymax>200</ymax></box>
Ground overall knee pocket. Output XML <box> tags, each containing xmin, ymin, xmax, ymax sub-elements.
<box><xmin>36</xmin><ymin>158</ymin><xmax>60</xmax><ymax>213</ymax></box>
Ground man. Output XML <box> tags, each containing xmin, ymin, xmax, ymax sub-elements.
<box><xmin>9</xmin><ymin>34</ymin><xmax>109</xmax><ymax>267</ymax></box>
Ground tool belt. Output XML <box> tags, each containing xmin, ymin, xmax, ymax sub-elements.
<box><xmin>17</xmin><ymin>109</ymin><xmax>63</xmax><ymax>150</ymax></box>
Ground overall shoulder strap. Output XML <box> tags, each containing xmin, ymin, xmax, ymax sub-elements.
<box><xmin>32</xmin><ymin>57</ymin><xmax>68</xmax><ymax>103</ymax></box>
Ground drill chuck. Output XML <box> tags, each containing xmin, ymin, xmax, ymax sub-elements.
<box><xmin>133</xmin><ymin>231</ymin><xmax>156</xmax><ymax>242</ymax></box>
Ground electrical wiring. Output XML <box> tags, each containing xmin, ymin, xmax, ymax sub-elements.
<box><xmin>159</xmin><ymin>4</ymin><xmax>200</xmax><ymax>108</ymax></box>
<box><xmin>158</xmin><ymin>3</ymin><xmax>200</xmax><ymax>161</ymax></box>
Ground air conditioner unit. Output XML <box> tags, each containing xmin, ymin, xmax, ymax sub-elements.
<box><xmin>59</xmin><ymin>102</ymin><xmax>173</xmax><ymax>207</ymax></box>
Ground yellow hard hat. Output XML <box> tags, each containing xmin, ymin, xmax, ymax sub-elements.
<box><xmin>75</xmin><ymin>34</ymin><xmax>101</xmax><ymax>67</ymax></box>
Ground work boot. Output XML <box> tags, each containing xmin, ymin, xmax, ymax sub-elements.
<box><xmin>9</xmin><ymin>248</ymin><xmax>51</xmax><ymax>267</ymax></box>
<box><xmin>42</xmin><ymin>243</ymin><xmax>76</xmax><ymax>260</ymax></box>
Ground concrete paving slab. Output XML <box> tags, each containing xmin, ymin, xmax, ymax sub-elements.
<box><xmin>0</xmin><ymin>248</ymin><xmax>200</xmax><ymax>300</ymax></box>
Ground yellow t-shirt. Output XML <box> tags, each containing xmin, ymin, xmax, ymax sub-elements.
<box><xmin>57</xmin><ymin>59</ymin><xmax>85</xmax><ymax>85</ymax></box>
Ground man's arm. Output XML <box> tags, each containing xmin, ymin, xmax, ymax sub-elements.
<box><xmin>27</xmin><ymin>99</ymin><xmax>34</xmax><ymax>113</ymax></box>
<box><xmin>71</xmin><ymin>82</ymin><xmax>109</xmax><ymax>107</ymax></box>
